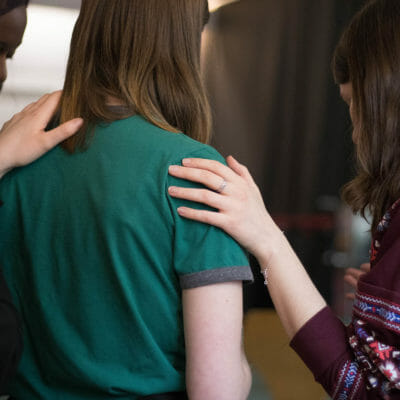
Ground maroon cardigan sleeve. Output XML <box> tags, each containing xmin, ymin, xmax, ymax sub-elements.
<box><xmin>290</xmin><ymin>306</ymin><xmax>374</xmax><ymax>399</ymax></box>
<box><xmin>289</xmin><ymin>203</ymin><xmax>400</xmax><ymax>399</ymax></box>
<box><xmin>0</xmin><ymin>268</ymin><xmax>22</xmax><ymax>393</ymax></box>
<box><xmin>290</xmin><ymin>251</ymin><xmax>400</xmax><ymax>399</ymax></box>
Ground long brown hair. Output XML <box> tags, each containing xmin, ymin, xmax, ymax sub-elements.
<box><xmin>333</xmin><ymin>0</ymin><xmax>400</xmax><ymax>232</ymax></box>
<box><xmin>59</xmin><ymin>0</ymin><xmax>211</xmax><ymax>151</ymax></box>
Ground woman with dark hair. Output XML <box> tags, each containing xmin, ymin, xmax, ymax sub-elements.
<box><xmin>0</xmin><ymin>3</ymin><xmax>29</xmax><ymax>390</ymax></box>
<box><xmin>0</xmin><ymin>1</ymin><xmax>252</xmax><ymax>399</ymax></box>
<box><xmin>0</xmin><ymin>0</ymin><xmax>28</xmax><ymax>91</ymax></box>
<box><xmin>168</xmin><ymin>0</ymin><xmax>400</xmax><ymax>398</ymax></box>
<box><xmin>0</xmin><ymin>0</ymin><xmax>82</xmax><ymax>393</ymax></box>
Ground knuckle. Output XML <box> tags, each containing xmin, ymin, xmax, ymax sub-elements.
<box><xmin>41</xmin><ymin>137</ymin><xmax>53</xmax><ymax>152</ymax></box>
<box><xmin>199</xmin><ymin>170</ymin><xmax>209</xmax><ymax>182</ymax></box>
<box><xmin>202</xmin><ymin>213</ymin><xmax>212</xmax><ymax>224</ymax></box>
<box><xmin>200</xmin><ymin>190</ymin><xmax>211</xmax><ymax>202</ymax></box>
<box><xmin>240</xmin><ymin>165</ymin><xmax>249</xmax><ymax>175</ymax></box>
<box><xmin>236</xmin><ymin>191</ymin><xmax>248</xmax><ymax>203</ymax></box>
<box><xmin>199</xmin><ymin>170</ymin><xmax>208</xmax><ymax>181</ymax></box>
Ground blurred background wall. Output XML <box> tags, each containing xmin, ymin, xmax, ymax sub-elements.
<box><xmin>202</xmin><ymin>0</ymin><xmax>368</xmax><ymax>312</ymax></box>
<box><xmin>0</xmin><ymin>0</ymin><xmax>371</xmax><ymax>398</ymax></box>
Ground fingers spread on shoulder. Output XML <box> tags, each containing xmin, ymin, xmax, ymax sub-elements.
<box><xmin>34</xmin><ymin>91</ymin><xmax>61</xmax><ymax>110</ymax></box>
<box><xmin>182</xmin><ymin>158</ymin><xmax>237</xmax><ymax>182</ymax></box>
<box><xmin>168</xmin><ymin>186</ymin><xmax>224</xmax><ymax>210</ymax></box>
<box><xmin>177</xmin><ymin>207</ymin><xmax>225</xmax><ymax>228</ymax></box>
<box><xmin>23</xmin><ymin>93</ymin><xmax>52</xmax><ymax>115</ymax></box>
<box><xmin>169</xmin><ymin>165</ymin><xmax>231</xmax><ymax>194</ymax></box>
<box><xmin>45</xmin><ymin>118</ymin><xmax>83</xmax><ymax>148</ymax></box>
<box><xmin>33</xmin><ymin>92</ymin><xmax>64</xmax><ymax>124</ymax></box>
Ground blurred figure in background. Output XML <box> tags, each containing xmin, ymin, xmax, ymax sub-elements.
<box><xmin>0</xmin><ymin>0</ymin><xmax>27</xmax><ymax>91</ymax></box>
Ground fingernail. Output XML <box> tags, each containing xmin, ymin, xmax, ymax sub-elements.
<box><xmin>177</xmin><ymin>207</ymin><xmax>187</xmax><ymax>215</ymax></box>
<box><xmin>169</xmin><ymin>165</ymin><xmax>178</xmax><ymax>173</ymax></box>
<box><xmin>168</xmin><ymin>186</ymin><xmax>177</xmax><ymax>194</ymax></box>
<box><xmin>73</xmin><ymin>118</ymin><xmax>84</xmax><ymax>128</ymax></box>
<box><xmin>182</xmin><ymin>159</ymin><xmax>192</xmax><ymax>166</ymax></box>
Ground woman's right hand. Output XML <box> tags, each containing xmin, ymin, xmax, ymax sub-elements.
<box><xmin>344</xmin><ymin>263</ymin><xmax>370</xmax><ymax>300</ymax></box>
<box><xmin>168</xmin><ymin>156</ymin><xmax>283</xmax><ymax>266</ymax></box>
<box><xmin>0</xmin><ymin>91</ymin><xmax>83</xmax><ymax>179</ymax></box>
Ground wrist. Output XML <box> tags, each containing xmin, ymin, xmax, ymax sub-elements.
<box><xmin>253</xmin><ymin>225</ymin><xmax>286</xmax><ymax>270</ymax></box>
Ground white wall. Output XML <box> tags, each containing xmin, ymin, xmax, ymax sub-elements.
<box><xmin>0</xmin><ymin>5</ymin><xmax>79</xmax><ymax>125</ymax></box>
<box><xmin>208</xmin><ymin>0</ymin><xmax>240</xmax><ymax>11</ymax></box>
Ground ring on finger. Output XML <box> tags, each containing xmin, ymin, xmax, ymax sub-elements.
<box><xmin>217</xmin><ymin>179</ymin><xmax>227</xmax><ymax>193</ymax></box>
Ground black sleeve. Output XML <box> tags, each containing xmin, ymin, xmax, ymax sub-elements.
<box><xmin>0</xmin><ymin>268</ymin><xmax>22</xmax><ymax>393</ymax></box>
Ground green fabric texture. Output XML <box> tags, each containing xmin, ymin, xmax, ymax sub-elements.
<box><xmin>0</xmin><ymin>116</ymin><xmax>249</xmax><ymax>399</ymax></box>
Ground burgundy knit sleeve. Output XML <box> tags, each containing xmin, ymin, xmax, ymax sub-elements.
<box><xmin>290</xmin><ymin>307</ymin><xmax>372</xmax><ymax>399</ymax></box>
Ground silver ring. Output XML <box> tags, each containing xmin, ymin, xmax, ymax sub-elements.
<box><xmin>217</xmin><ymin>179</ymin><xmax>227</xmax><ymax>193</ymax></box>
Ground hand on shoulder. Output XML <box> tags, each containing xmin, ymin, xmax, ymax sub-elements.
<box><xmin>168</xmin><ymin>155</ymin><xmax>284</xmax><ymax>265</ymax></box>
<box><xmin>0</xmin><ymin>91</ymin><xmax>83</xmax><ymax>179</ymax></box>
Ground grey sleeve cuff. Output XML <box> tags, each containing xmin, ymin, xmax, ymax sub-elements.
<box><xmin>180</xmin><ymin>266</ymin><xmax>254</xmax><ymax>289</ymax></box>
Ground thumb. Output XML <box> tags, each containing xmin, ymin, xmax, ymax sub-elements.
<box><xmin>45</xmin><ymin>118</ymin><xmax>83</xmax><ymax>147</ymax></box>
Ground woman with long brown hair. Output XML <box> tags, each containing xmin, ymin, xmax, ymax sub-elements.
<box><xmin>168</xmin><ymin>0</ymin><xmax>400</xmax><ymax>398</ymax></box>
<box><xmin>0</xmin><ymin>1</ymin><xmax>252</xmax><ymax>399</ymax></box>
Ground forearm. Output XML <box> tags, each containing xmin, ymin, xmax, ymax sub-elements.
<box><xmin>183</xmin><ymin>282</ymin><xmax>252</xmax><ymax>400</ymax></box>
<box><xmin>239</xmin><ymin>348</ymin><xmax>252</xmax><ymax>400</ymax></box>
<box><xmin>186</xmin><ymin>353</ymin><xmax>251</xmax><ymax>400</ymax></box>
<box><xmin>238</xmin><ymin>345</ymin><xmax>253</xmax><ymax>399</ymax></box>
<box><xmin>256</xmin><ymin>230</ymin><xmax>327</xmax><ymax>339</ymax></box>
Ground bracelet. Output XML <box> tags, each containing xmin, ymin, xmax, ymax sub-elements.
<box><xmin>260</xmin><ymin>267</ymin><xmax>268</xmax><ymax>286</ymax></box>
<box><xmin>259</xmin><ymin>230</ymin><xmax>284</xmax><ymax>286</ymax></box>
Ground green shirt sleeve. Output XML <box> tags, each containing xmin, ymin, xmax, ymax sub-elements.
<box><xmin>166</xmin><ymin>146</ymin><xmax>253</xmax><ymax>289</ymax></box>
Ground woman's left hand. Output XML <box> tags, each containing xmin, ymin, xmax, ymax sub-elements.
<box><xmin>168</xmin><ymin>156</ymin><xmax>282</xmax><ymax>266</ymax></box>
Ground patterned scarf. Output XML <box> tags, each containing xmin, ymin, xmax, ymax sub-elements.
<box><xmin>348</xmin><ymin>199</ymin><xmax>400</xmax><ymax>399</ymax></box>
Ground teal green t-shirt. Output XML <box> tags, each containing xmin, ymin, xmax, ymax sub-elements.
<box><xmin>0</xmin><ymin>116</ymin><xmax>252</xmax><ymax>399</ymax></box>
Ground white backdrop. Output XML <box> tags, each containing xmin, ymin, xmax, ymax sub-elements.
<box><xmin>0</xmin><ymin>5</ymin><xmax>79</xmax><ymax>125</ymax></box>
<box><xmin>0</xmin><ymin>2</ymin><xmax>236</xmax><ymax>126</ymax></box>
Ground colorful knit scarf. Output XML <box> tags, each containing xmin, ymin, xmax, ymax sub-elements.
<box><xmin>349</xmin><ymin>199</ymin><xmax>400</xmax><ymax>399</ymax></box>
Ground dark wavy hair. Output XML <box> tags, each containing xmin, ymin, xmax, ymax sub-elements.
<box><xmin>59</xmin><ymin>0</ymin><xmax>211</xmax><ymax>152</ymax></box>
<box><xmin>333</xmin><ymin>0</ymin><xmax>400</xmax><ymax>232</ymax></box>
